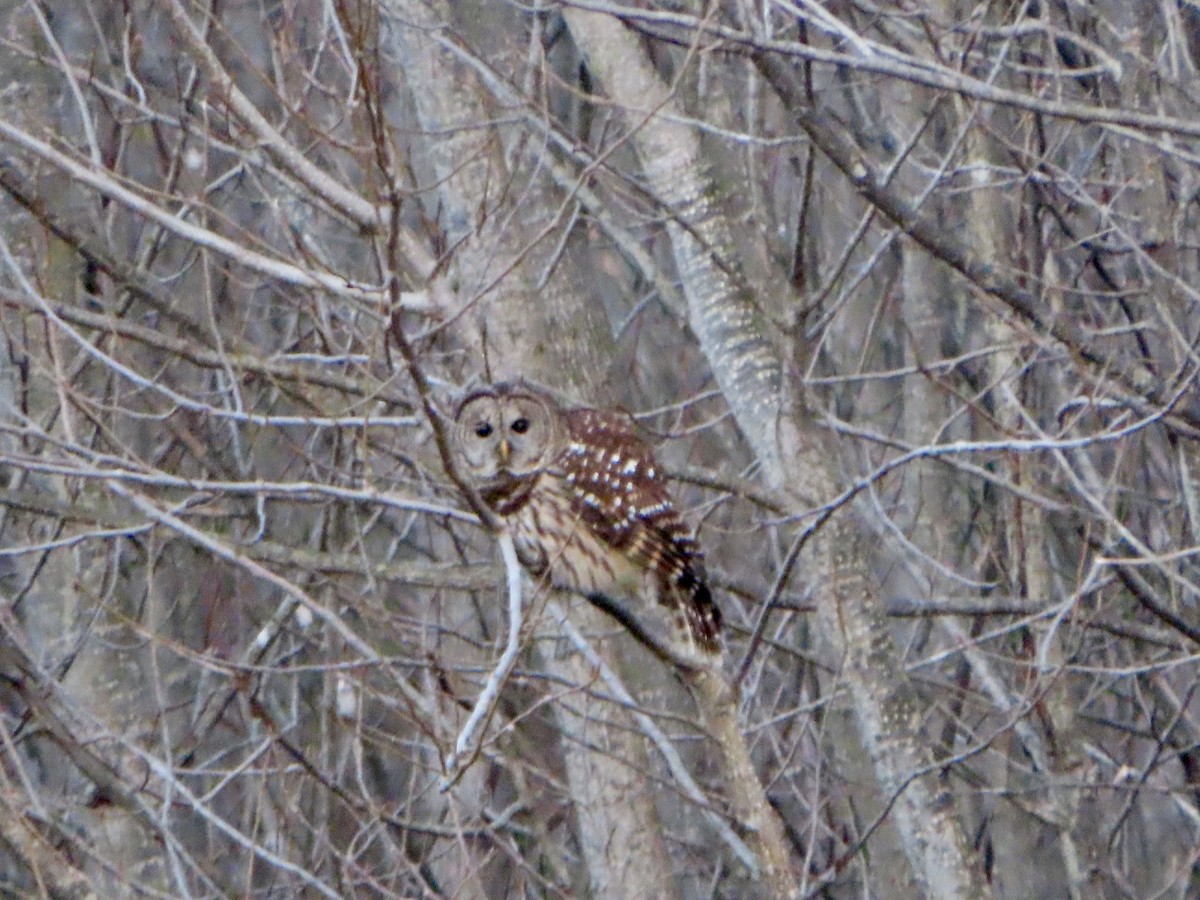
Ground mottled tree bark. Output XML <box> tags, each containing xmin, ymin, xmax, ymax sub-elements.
<box><xmin>379</xmin><ymin>4</ymin><xmax>678</xmax><ymax>896</ymax></box>
<box><xmin>563</xmin><ymin>7</ymin><xmax>990</xmax><ymax>898</ymax></box>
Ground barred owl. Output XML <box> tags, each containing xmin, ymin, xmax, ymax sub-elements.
<box><xmin>452</xmin><ymin>382</ymin><xmax>721</xmax><ymax>658</ymax></box>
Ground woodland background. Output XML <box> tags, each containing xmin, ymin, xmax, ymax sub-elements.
<box><xmin>1</xmin><ymin>0</ymin><xmax>1199</xmax><ymax>897</ymax></box>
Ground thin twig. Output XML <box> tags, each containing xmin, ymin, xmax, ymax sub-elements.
<box><xmin>441</xmin><ymin>531</ymin><xmax>525</xmax><ymax>787</ymax></box>
<box><xmin>549</xmin><ymin>601</ymin><xmax>760</xmax><ymax>876</ymax></box>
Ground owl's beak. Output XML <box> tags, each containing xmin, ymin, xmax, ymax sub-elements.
<box><xmin>497</xmin><ymin>438</ymin><xmax>511</xmax><ymax>465</ymax></box>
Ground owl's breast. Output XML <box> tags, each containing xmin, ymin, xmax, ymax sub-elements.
<box><xmin>509</xmin><ymin>479</ymin><xmax>645</xmax><ymax>599</ymax></box>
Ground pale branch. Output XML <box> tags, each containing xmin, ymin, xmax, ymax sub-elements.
<box><xmin>562</xmin><ymin>7</ymin><xmax>785</xmax><ymax>474</ymax></box>
<box><xmin>750</xmin><ymin>52</ymin><xmax>1200</xmax><ymax>438</ymax></box>
<box><xmin>442</xmin><ymin>531</ymin><xmax>525</xmax><ymax>785</ymax></box>
<box><xmin>26</xmin><ymin>1</ymin><xmax>101</xmax><ymax>168</ymax></box>
<box><xmin>0</xmin><ymin>280</ymin><xmax>407</xmax><ymax>409</ymax></box>
<box><xmin>0</xmin><ymin>121</ymin><xmax>412</xmax><ymax>309</ymax></box>
<box><xmin>577</xmin><ymin>2</ymin><xmax>1200</xmax><ymax>140</ymax></box>
<box><xmin>4</xmin><ymin>465</ymin><xmax>1124</xmax><ymax>627</ymax></box>
<box><xmin>0</xmin><ymin>613</ymin><xmax>222</xmax><ymax>894</ymax></box>
<box><xmin>686</xmin><ymin>663</ymin><xmax>798</xmax><ymax>895</ymax></box>
<box><xmin>106</xmin><ymin>480</ymin><xmax>435</xmax><ymax>716</ymax></box>
<box><xmin>125</xmin><ymin>733</ymin><xmax>344</xmax><ymax>898</ymax></box>
<box><xmin>549</xmin><ymin>601</ymin><xmax>760</xmax><ymax>876</ymax></box>
<box><xmin>0</xmin><ymin>487</ymin><xmax>499</xmax><ymax>593</ymax></box>
<box><xmin>0</xmin><ymin>452</ymin><xmax>469</xmax><ymax>524</ymax></box>
<box><xmin>160</xmin><ymin>0</ymin><xmax>379</xmax><ymax>225</ymax></box>
<box><xmin>0</xmin><ymin>159</ymin><xmax>213</xmax><ymax>338</ymax></box>
<box><xmin>159</xmin><ymin>0</ymin><xmax>455</xmax><ymax>313</ymax></box>
<box><xmin>824</xmin><ymin>417</ymin><xmax>1076</xmax><ymax>513</ymax></box>
<box><xmin>0</xmin><ymin>357</ymin><xmax>414</xmax><ymax>428</ymax></box>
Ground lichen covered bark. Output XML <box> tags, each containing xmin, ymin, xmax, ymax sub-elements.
<box><xmin>563</xmin><ymin>7</ymin><xmax>990</xmax><ymax>898</ymax></box>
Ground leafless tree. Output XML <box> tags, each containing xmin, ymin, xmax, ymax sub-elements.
<box><xmin>2</xmin><ymin>1</ymin><xmax>1200</xmax><ymax>897</ymax></box>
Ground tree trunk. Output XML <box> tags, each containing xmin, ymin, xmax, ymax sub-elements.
<box><xmin>380</xmin><ymin>4</ymin><xmax>678</xmax><ymax>895</ymax></box>
<box><xmin>563</xmin><ymin>7</ymin><xmax>989</xmax><ymax>897</ymax></box>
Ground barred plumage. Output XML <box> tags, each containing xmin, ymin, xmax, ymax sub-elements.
<box><xmin>453</xmin><ymin>383</ymin><xmax>721</xmax><ymax>656</ymax></box>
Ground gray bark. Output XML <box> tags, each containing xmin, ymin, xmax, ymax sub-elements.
<box><xmin>563</xmin><ymin>7</ymin><xmax>989</xmax><ymax>898</ymax></box>
<box><xmin>380</xmin><ymin>3</ymin><xmax>679</xmax><ymax>896</ymax></box>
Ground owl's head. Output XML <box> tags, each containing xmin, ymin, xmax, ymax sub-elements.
<box><xmin>453</xmin><ymin>382</ymin><xmax>565</xmax><ymax>481</ymax></box>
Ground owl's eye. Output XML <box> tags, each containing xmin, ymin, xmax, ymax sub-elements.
<box><xmin>511</xmin><ymin>417</ymin><xmax>530</xmax><ymax>434</ymax></box>
<box><xmin>474</xmin><ymin>422</ymin><xmax>493</xmax><ymax>438</ymax></box>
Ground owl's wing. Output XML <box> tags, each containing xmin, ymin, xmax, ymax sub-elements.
<box><xmin>559</xmin><ymin>408</ymin><xmax>722</xmax><ymax>654</ymax></box>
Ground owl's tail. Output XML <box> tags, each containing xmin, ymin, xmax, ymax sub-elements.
<box><xmin>674</xmin><ymin>569</ymin><xmax>722</xmax><ymax>656</ymax></box>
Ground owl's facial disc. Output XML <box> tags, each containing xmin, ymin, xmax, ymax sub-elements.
<box><xmin>455</xmin><ymin>385</ymin><xmax>563</xmax><ymax>485</ymax></box>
